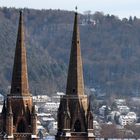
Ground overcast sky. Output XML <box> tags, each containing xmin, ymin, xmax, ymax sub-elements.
<box><xmin>1</xmin><ymin>0</ymin><xmax>140</xmax><ymax>18</ymax></box>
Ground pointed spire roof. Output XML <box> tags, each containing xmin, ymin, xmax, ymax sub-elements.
<box><xmin>10</xmin><ymin>11</ymin><xmax>30</xmax><ymax>96</ymax></box>
<box><xmin>66</xmin><ymin>12</ymin><xmax>84</xmax><ymax>96</ymax></box>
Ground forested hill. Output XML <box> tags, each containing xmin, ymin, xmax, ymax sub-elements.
<box><xmin>1</xmin><ymin>7</ymin><xmax>140</xmax><ymax>97</ymax></box>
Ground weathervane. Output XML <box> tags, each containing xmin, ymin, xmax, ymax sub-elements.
<box><xmin>75</xmin><ymin>6</ymin><xmax>78</xmax><ymax>12</ymax></box>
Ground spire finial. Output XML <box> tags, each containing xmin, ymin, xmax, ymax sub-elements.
<box><xmin>19</xmin><ymin>10</ymin><xmax>23</xmax><ymax>20</ymax></box>
<box><xmin>75</xmin><ymin>6</ymin><xmax>78</xmax><ymax>13</ymax></box>
<box><xmin>19</xmin><ymin>10</ymin><xmax>22</xmax><ymax>15</ymax></box>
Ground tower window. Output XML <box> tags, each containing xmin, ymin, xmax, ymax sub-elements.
<box><xmin>17</xmin><ymin>87</ymin><xmax>20</xmax><ymax>92</ymax></box>
<box><xmin>17</xmin><ymin>119</ymin><xmax>26</xmax><ymax>132</ymax></box>
<box><xmin>73</xmin><ymin>89</ymin><xmax>75</xmax><ymax>93</ymax></box>
<box><xmin>74</xmin><ymin>120</ymin><xmax>81</xmax><ymax>132</ymax></box>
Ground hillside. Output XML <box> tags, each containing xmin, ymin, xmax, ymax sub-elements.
<box><xmin>1</xmin><ymin>7</ymin><xmax>140</xmax><ymax>97</ymax></box>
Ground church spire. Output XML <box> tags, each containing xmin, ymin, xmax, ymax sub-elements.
<box><xmin>10</xmin><ymin>11</ymin><xmax>30</xmax><ymax>96</ymax></box>
<box><xmin>56</xmin><ymin>12</ymin><xmax>95</xmax><ymax>140</ymax></box>
<box><xmin>66</xmin><ymin>12</ymin><xmax>84</xmax><ymax>96</ymax></box>
<box><xmin>7</xmin><ymin>101</ymin><xmax>13</xmax><ymax>115</ymax></box>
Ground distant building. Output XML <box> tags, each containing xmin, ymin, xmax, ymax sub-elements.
<box><xmin>114</xmin><ymin>99</ymin><xmax>126</xmax><ymax>106</ymax></box>
<box><xmin>43</xmin><ymin>102</ymin><xmax>59</xmax><ymax>112</ymax></box>
<box><xmin>117</xmin><ymin>105</ymin><xmax>130</xmax><ymax>114</ymax></box>
<box><xmin>38</xmin><ymin>112</ymin><xmax>52</xmax><ymax>118</ymax></box>
<box><xmin>109</xmin><ymin>111</ymin><xmax>120</xmax><ymax>121</ymax></box>
<box><xmin>0</xmin><ymin>105</ymin><xmax>3</xmax><ymax>113</ymax></box>
<box><xmin>33</xmin><ymin>95</ymin><xmax>50</xmax><ymax>103</ymax></box>
<box><xmin>48</xmin><ymin>121</ymin><xmax>57</xmax><ymax>134</ymax></box>
<box><xmin>51</xmin><ymin>92</ymin><xmax>65</xmax><ymax>102</ymax></box>
<box><xmin>119</xmin><ymin>112</ymin><xmax>137</xmax><ymax>126</ymax></box>
<box><xmin>99</xmin><ymin>105</ymin><xmax>111</xmax><ymax>116</ymax></box>
<box><xmin>0</xmin><ymin>94</ymin><xmax>4</xmax><ymax>103</ymax></box>
<box><xmin>56</xmin><ymin>92</ymin><xmax>65</xmax><ymax>96</ymax></box>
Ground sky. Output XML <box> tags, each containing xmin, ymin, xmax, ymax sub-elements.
<box><xmin>1</xmin><ymin>0</ymin><xmax>140</xmax><ymax>19</ymax></box>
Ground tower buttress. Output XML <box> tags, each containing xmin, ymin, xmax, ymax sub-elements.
<box><xmin>6</xmin><ymin>101</ymin><xmax>13</xmax><ymax>139</ymax></box>
<box><xmin>1</xmin><ymin>99</ymin><xmax>6</xmax><ymax>132</ymax></box>
<box><xmin>87</xmin><ymin>102</ymin><xmax>94</xmax><ymax>136</ymax></box>
<box><xmin>31</xmin><ymin>105</ymin><xmax>37</xmax><ymax>136</ymax></box>
<box><xmin>63</xmin><ymin>99</ymin><xmax>71</xmax><ymax>130</ymax></box>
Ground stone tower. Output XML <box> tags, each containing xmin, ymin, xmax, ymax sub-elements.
<box><xmin>0</xmin><ymin>11</ymin><xmax>38</xmax><ymax>140</ymax></box>
<box><xmin>56</xmin><ymin>12</ymin><xmax>95</xmax><ymax>140</ymax></box>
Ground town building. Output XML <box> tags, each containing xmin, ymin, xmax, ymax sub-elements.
<box><xmin>119</xmin><ymin>112</ymin><xmax>137</xmax><ymax>126</ymax></box>
<box><xmin>0</xmin><ymin>94</ymin><xmax>4</xmax><ymax>103</ymax></box>
<box><xmin>117</xmin><ymin>105</ymin><xmax>130</xmax><ymax>114</ymax></box>
<box><xmin>114</xmin><ymin>99</ymin><xmax>126</xmax><ymax>106</ymax></box>
<box><xmin>99</xmin><ymin>105</ymin><xmax>111</xmax><ymax>117</ymax></box>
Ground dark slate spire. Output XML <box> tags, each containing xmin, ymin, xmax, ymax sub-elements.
<box><xmin>66</xmin><ymin>12</ymin><xmax>84</xmax><ymax>96</ymax></box>
<box><xmin>10</xmin><ymin>11</ymin><xmax>30</xmax><ymax>96</ymax></box>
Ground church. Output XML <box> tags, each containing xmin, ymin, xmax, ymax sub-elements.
<box><xmin>55</xmin><ymin>12</ymin><xmax>95</xmax><ymax>140</ymax></box>
<box><xmin>0</xmin><ymin>10</ymin><xmax>94</xmax><ymax>140</ymax></box>
<box><xmin>0</xmin><ymin>11</ymin><xmax>38</xmax><ymax>140</ymax></box>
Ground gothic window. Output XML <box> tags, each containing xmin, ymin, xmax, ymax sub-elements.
<box><xmin>17</xmin><ymin>119</ymin><xmax>26</xmax><ymax>132</ymax></box>
<box><xmin>74</xmin><ymin>119</ymin><xmax>81</xmax><ymax>132</ymax></box>
<box><xmin>17</xmin><ymin>87</ymin><xmax>20</xmax><ymax>92</ymax></box>
<box><xmin>73</xmin><ymin>88</ymin><xmax>75</xmax><ymax>93</ymax></box>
